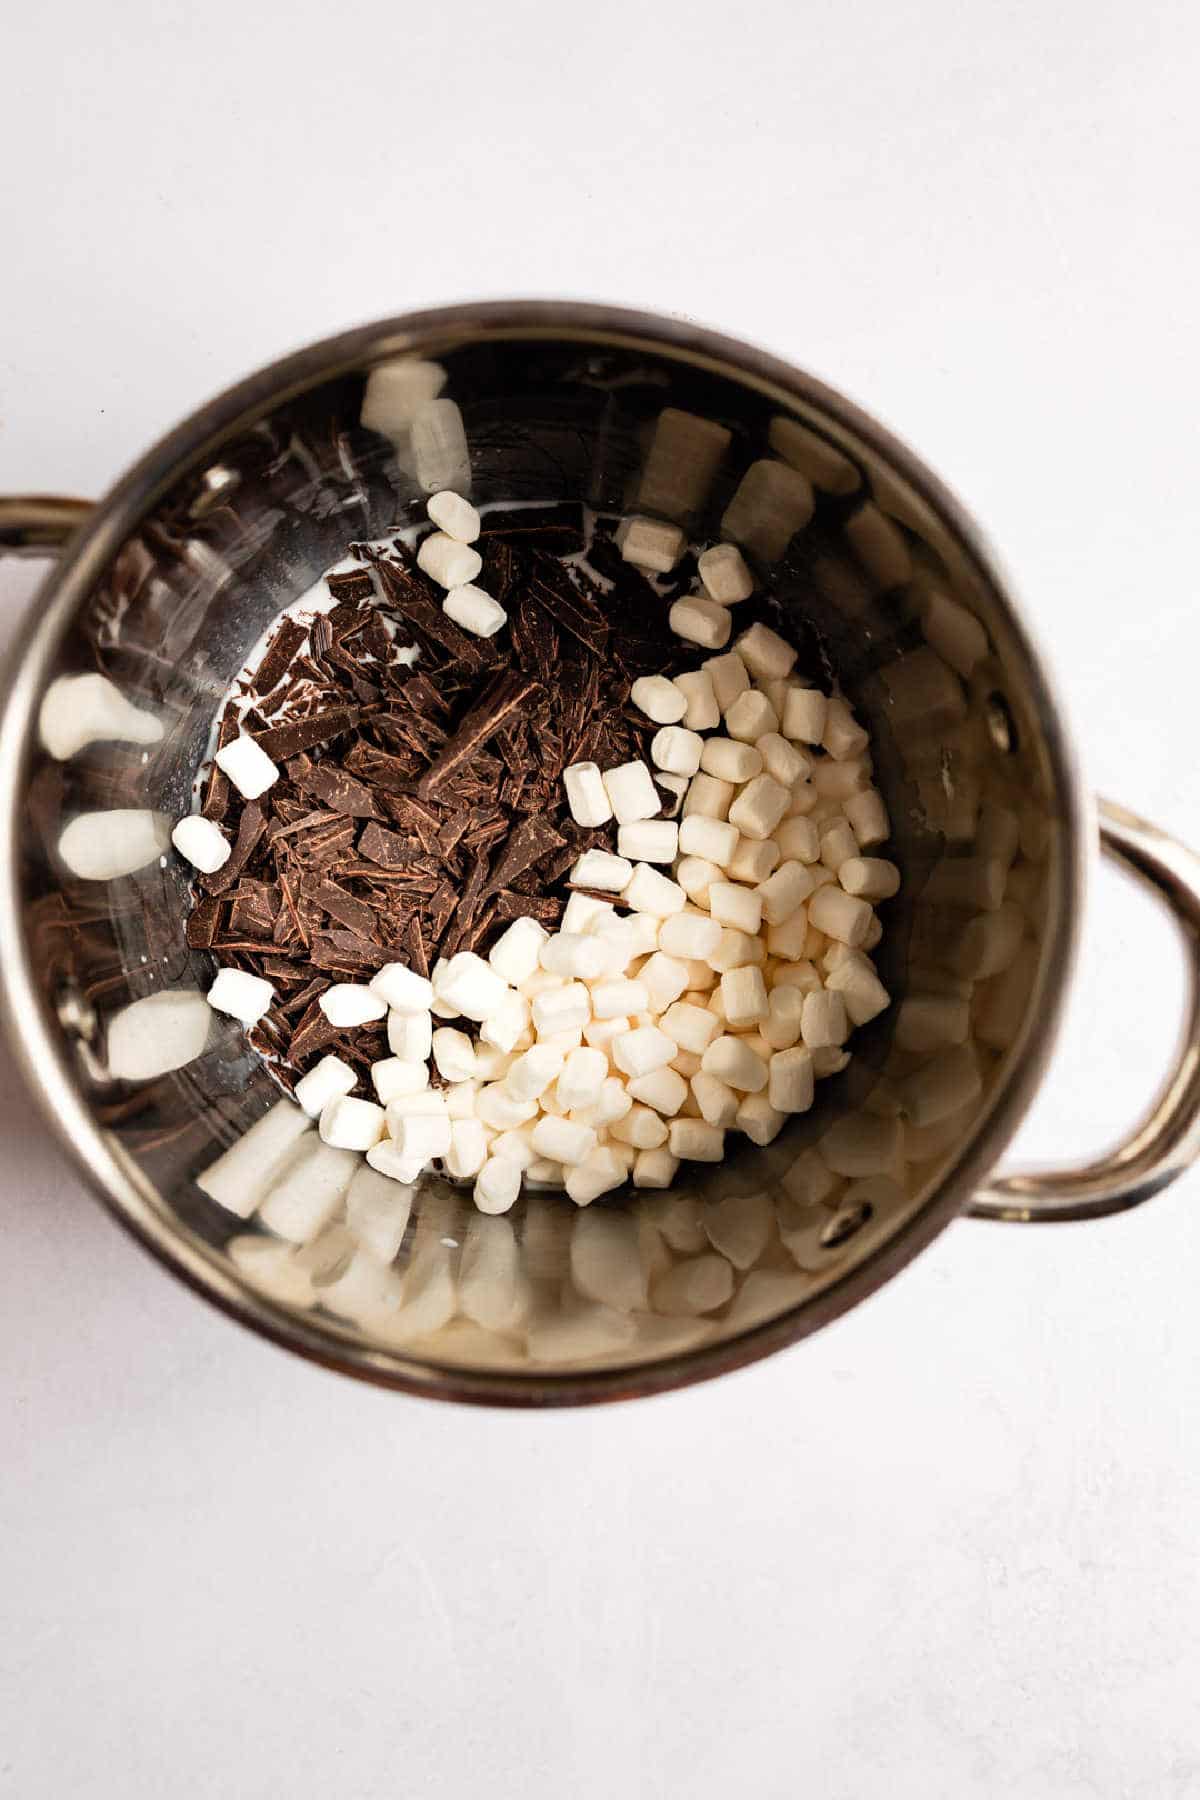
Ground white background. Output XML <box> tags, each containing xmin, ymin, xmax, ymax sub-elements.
<box><xmin>4</xmin><ymin>2</ymin><xmax>1200</xmax><ymax>1794</ymax></box>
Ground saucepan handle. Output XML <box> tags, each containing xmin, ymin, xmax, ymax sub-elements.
<box><xmin>969</xmin><ymin>799</ymin><xmax>1200</xmax><ymax>1222</ymax></box>
<box><xmin>0</xmin><ymin>495</ymin><xmax>94</xmax><ymax>556</ymax></box>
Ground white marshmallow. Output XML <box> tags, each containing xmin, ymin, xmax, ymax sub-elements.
<box><xmin>704</xmin><ymin>651</ymin><xmax>751</xmax><ymax>712</ymax></box>
<box><xmin>755</xmin><ymin>733</ymin><xmax>810</xmax><ymax>788</ymax></box>
<box><xmin>633</xmin><ymin>1148</ymin><xmax>681</xmax><ymax>1190</ymax></box>
<box><xmin>627</xmin><ymin>1066</ymin><xmax>689</xmax><ymax>1116</ymax></box>
<box><xmin>668</xmin><ymin>1119</ymin><xmax>726</xmax><ymax>1162</ymax></box>
<box><xmin>728</xmin><ymin>774</ymin><xmax>790</xmax><ymax>841</ymax></box>
<box><xmin>808</xmin><ymin>884</ymin><xmax>874</xmax><ymax>947</ymax></box>
<box><xmin>640</xmin><ymin>952</ymin><xmax>691</xmax><ymax>1010</ymax></box>
<box><xmin>621</xmin><ymin>912</ymin><xmax>662</xmax><ymax>957</ymax></box>
<box><xmin>952</xmin><ymin>904</ymin><xmax>1026</xmax><ymax>980</ymax></box>
<box><xmin>583</xmin><ymin>1015</ymin><xmax>629</xmax><ymax>1052</ymax></box>
<box><xmin>214</xmin><ymin>734</ymin><xmax>280</xmax><ymax>800</ymax></box>
<box><xmin>701</xmin><ymin>1034</ymin><xmax>769</xmax><ymax>1092</ymax></box>
<box><xmin>541</xmin><ymin>932</ymin><xmax>609</xmax><ymax>980</ymax></box>
<box><xmin>475</xmin><ymin>1156</ymin><xmax>522</xmax><ymax>1215</ymax></box>
<box><xmin>488</xmin><ymin>915</ymin><xmax>549</xmax><ymax>985</ymax></box>
<box><xmin>38</xmin><ymin>672</ymin><xmax>163</xmax><ymax>761</ymax></box>
<box><xmin>442</xmin><ymin>583</ymin><xmax>506</xmax><ymax>638</ymax></box>
<box><xmin>766</xmin><ymin>912</ymin><xmax>812</xmax><ymax>961</ymax></box>
<box><xmin>478</xmin><ymin>989</ymin><xmax>531</xmax><ymax>1054</ymax></box>
<box><xmin>228</xmin><ymin>1234</ymin><xmax>317</xmax><ymax>1308</ymax></box>
<box><xmin>602</xmin><ymin>760</ymin><xmax>661</xmax><ymax>824</ymax></box>
<box><xmin>656</xmin><ymin>773</ymin><xmax>689</xmax><ymax>817</ymax></box>
<box><xmin>294</xmin><ymin>1055</ymin><xmax>356</xmax><ymax>1117</ymax></box>
<box><xmin>658</xmin><ymin>911</ymin><xmax>722</xmax><ymax>960</ymax></box>
<box><xmin>781</xmin><ymin>685</ymin><xmax>828</xmax><ymax>744</ymax></box>
<box><xmin>727</xmin><ymin>835</ymin><xmax>779</xmax><ymax>885</ymax></box>
<box><xmin>208</xmin><ymin>967</ymin><xmax>275</xmax><ymax>1025</ymax></box>
<box><xmin>369</xmin><ymin>962</ymin><xmax>434</xmax><ymax>1014</ymax></box>
<box><xmin>612</xmin><ymin>1025</ymin><xmax>677</xmax><ymax>1079</ymax></box>
<box><xmin>673</xmin><ymin>669</ymin><xmax>721</xmax><ymax>731</ymax></box>
<box><xmin>170</xmin><ymin>814</ymin><xmax>230</xmax><ymax>874</ymax></box>
<box><xmin>709</xmin><ymin>881</ymin><xmax>763</xmax><ymax>935</ymax></box>
<box><xmin>319</xmin><ymin>1094</ymin><xmax>387</xmax><ymax>1151</ymax></box>
<box><xmin>725</xmin><ymin>688</ymin><xmax>778</xmax><ymax>743</ymax></box>
<box><xmin>431</xmin><ymin>1027</ymin><xmax>478</xmax><ymax>1082</ymax></box>
<box><xmin>700</xmin><ymin>737</ymin><xmax>762</xmax><ymax>783</ymax></box>
<box><xmin>840</xmin><ymin>856</ymin><xmax>901</xmax><ymax>901</ymax></box>
<box><xmin>571</xmin><ymin>1076</ymin><xmax>633</xmax><ymax>1128</ymax></box>
<box><xmin>698</xmin><ymin>541</ymin><xmax>754</xmax><ymax>604</ymax></box>
<box><xmin>434</xmin><ymin>951</ymin><xmax>509</xmax><ymax>1022</ymax></box>
<box><xmin>775</xmin><ymin>817</ymin><xmax>821</xmax><ymax>864</ymax></box>
<box><xmin>609</xmin><ymin>1104</ymin><xmax>670</xmax><ymax>1150</ymax></box>
<box><xmin>444</xmin><ymin>1080</ymin><xmax>481</xmax><ymax>1119</ymax></box>
<box><xmin>565</xmin><ymin>1147</ymin><xmax>629</xmax><ymax>1206</ymax></box>
<box><xmin>562</xmin><ymin>891</ymin><xmax>616</xmax><ymax>935</ymax></box>
<box><xmin>555</xmin><ymin>1047</ymin><xmax>609</xmax><ymax>1112</ymax></box>
<box><xmin>711</xmin><ymin>928</ymin><xmax>766</xmax><ymax>971</ymax></box>
<box><xmin>650</xmin><ymin>726</ymin><xmax>704</xmax><ymax>779</ymax></box>
<box><xmin>476</xmin><ymin>1083</ymin><xmax>537</xmax><ymax>1131</ymax></box>
<box><xmin>669</xmin><ymin>594</ymin><xmax>731</xmax><ymax>649</ymax></box>
<box><xmin>505</xmin><ymin>1044</ymin><xmax>566</xmax><ymax>1101</ymax></box>
<box><xmin>319</xmin><ymin>983</ymin><xmax>387</xmax><ymax>1028</ymax></box>
<box><xmin>824</xmin><ymin>951</ymin><xmax>891</xmax><ymax>1026</ymax></box>
<box><xmin>822</xmin><ymin>696</ymin><xmax>870</xmax><ymax>761</ymax></box>
<box><xmin>563</xmin><ymin>760</ymin><xmax>614</xmax><ymax>828</ymax></box>
<box><xmin>736</xmin><ymin>1093</ymin><xmax>787</xmax><ymax>1145</ymax></box>
<box><xmin>801</xmin><ymin>990</ymin><xmax>849</xmax><ymax>1049</ymax></box>
<box><xmin>390</xmin><ymin>1111</ymin><xmax>452</xmax><ymax>1166</ymax></box>
<box><xmin>370</xmin><ymin>1056</ymin><xmax>429</xmax><ymax>1104</ymax></box>
<box><xmin>591</xmin><ymin>978</ymin><xmax>650</xmax><ymax>1019</ymax></box>
<box><xmin>683</xmin><ymin>772</ymin><xmax>735</xmax><ymax>819</ymax></box>
<box><xmin>762</xmin><ymin>986</ymin><xmax>806</xmax><ymax>1050</ymax></box>
<box><xmin>676</xmin><ymin>856</ymin><xmax>723</xmax><ymax>906</ymax></box>
<box><xmin>678</xmin><ymin>815</ymin><xmax>738</xmax><ymax>866</ymax></box>
<box><xmin>365</xmin><ymin>1138</ymin><xmax>426</xmax><ymax>1185</ymax></box>
<box><xmin>734</xmin><ymin>622</ymin><xmax>797</xmax><ymax>682</ymax></box>
<box><xmin>530</xmin><ymin>1114</ymin><xmax>597</xmax><ymax>1167</ymax></box>
<box><xmin>820</xmin><ymin>818</ymin><xmax>859</xmax><ymax>872</ymax></box>
<box><xmin>623</xmin><ymin>864</ymin><xmax>686</xmax><ymax>918</ymax></box>
<box><xmin>416</xmin><ymin>530</ymin><xmax>482</xmax><ymax>588</ymax></box>
<box><xmin>618</xmin><ymin>513</ymin><xmax>686</xmax><ymax>571</ymax></box>
<box><xmin>445</xmin><ymin>1119</ymin><xmax>489</xmax><ymax>1179</ymax></box>
<box><xmin>387</xmin><ymin>1009</ymin><xmax>433</xmax><ymax>1061</ymax></box>
<box><xmin>531</xmin><ymin>982</ymin><xmax>591</xmax><ymax>1036</ymax></box>
<box><xmin>660</xmin><ymin>1000</ymin><xmax>720</xmax><ymax>1055</ymax></box>
<box><xmin>570</xmin><ymin>849</ymin><xmax>633</xmax><ymax>892</ymax></box>
<box><xmin>630</xmin><ymin>675</ymin><xmax>687</xmax><ymax>723</ymax></box>
<box><xmin>691</xmin><ymin>1071</ymin><xmax>740</xmax><ymax>1126</ymax></box>
<box><xmin>491</xmin><ymin>1128</ymin><xmax>536</xmax><ymax>1169</ymax></box>
<box><xmin>426</xmin><ymin>489</ymin><xmax>480</xmax><ymax>542</ymax></box>
<box><xmin>617</xmin><ymin>820</ymin><xmax>678</xmax><ymax>864</ymax></box>
<box><xmin>720</xmin><ymin>966</ymin><xmax>769</xmax><ymax>1027</ymax></box>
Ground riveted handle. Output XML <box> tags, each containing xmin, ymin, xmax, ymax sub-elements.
<box><xmin>0</xmin><ymin>495</ymin><xmax>94</xmax><ymax>556</ymax></box>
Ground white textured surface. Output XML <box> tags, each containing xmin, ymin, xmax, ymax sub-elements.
<box><xmin>4</xmin><ymin>1</ymin><xmax>1200</xmax><ymax>1794</ymax></box>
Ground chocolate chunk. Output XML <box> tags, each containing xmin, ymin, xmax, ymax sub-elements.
<box><xmin>203</xmin><ymin>799</ymin><xmax>266</xmax><ymax>896</ymax></box>
<box><xmin>253</xmin><ymin>707</ymin><xmax>361</xmax><ymax>760</ymax></box>
<box><xmin>252</xmin><ymin>618</ymin><xmax>307</xmax><ymax>697</ymax></box>
<box><xmin>326</xmin><ymin>568</ymin><xmax>375</xmax><ymax>603</ymax></box>
<box><xmin>358</xmin><ymin>820</ymin><xmax>421</xmax><ymax>871</ymax></box>
<box><xmin>416</xmin><ymin>670</ymin><xmax>542</xmax><ymax>797</ymax></box>
<box><xmin>185</xmin><ymin>894</ymin><xmax>222</xmax><ymax>948</ymax></box>
<box><xmin>313</xmin><ymin>879</ymin><xmax>379</xmax><ymax>939</ymax></box>
<box><xmin>296</xmin><ymin>763</ymin><xmax>385</xmax><ymax>820</ymax></box>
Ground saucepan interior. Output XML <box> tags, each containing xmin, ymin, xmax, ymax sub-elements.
<box><xmin>0</xmin><ymin>303</ymin><xmax>1082</xmax><ymax>1403</ymax></box>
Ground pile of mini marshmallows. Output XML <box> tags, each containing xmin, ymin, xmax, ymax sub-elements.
<box><xmin>173</xmin><ymin>498</ymin><xmax>897</xmax><ymax>1215</ymax></box>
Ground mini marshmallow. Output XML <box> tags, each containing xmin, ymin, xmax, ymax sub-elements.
<box><xmin>633</xmin><ymin>1148</ymin><xmax>681</xmax><ymax>1189</ymax></box>
<box><xmin>676</xmin><ymin>856</ymin><xmax>723</xmax><ymax>906</ymax></box>
<box><xmin>583</xmin><ymin>1014</ymin><xmax>630</xmax><ymax>1051</ymax></box>
<box><xmin>775</xmin><ymin>817</ymin><xmax>821</xmax><ymax>863</ymax></box>
<box><xmin>631</xmin><ymin>675</ymin><xmax>687</xmax><ymax>723</ymax></box>
<box><xmin>618</xmin><ymin>513</ymin><xmax>686</xmax><ymax>571</ymax></box>
<box><xmin>762</xmin><ymin>986</ymin><xmax>806</xmax><ymax>1050</ymax></box>
<box><xmin>844</xmin><ymin>786</ymin><xmax>890</xmax><ymax>847</ymax></box>
<box><xmin>650</xmin><ymin>725</ymin><xmax>704</xmax><ymax>778</ymax></box>
<box><xmin>294</xmin><ymin>1054</ymin><xmax>357</xmax><ymax>1118</ymax></box>
<box><xmin>698</xmin><ymin>541</ymin><xmax>754</xmax><ymax>604</ymax></box>
<box><xmin>766</xmin><ymin>911</ymin><xmax>812</xmax><ymax>961</ymax></box>
<box><xmin>701</xmin><ymin>1035</ymin><xmax>769</xmax><ymax>1092</ymax></box>
<box><xmin>563</xmin><ymin>761</ymin><xmax>614</xmax><ymax>828</ymax></box>
<box><xmin>709</xmin><ymin>881</ymin><xmax>763</xmax><ymax>935</ymax></box>
<box><xmin>728</xmin><ymin>774</ymin><xmax>790</xmax><ymax>841</ymax></box>
<box><xmin>672</xmin><ymin>1048</ymin><xmax>703</xmax><ymax>1078</ymax></box>
<box><xmin>822</xmin><ymin>696</ymin><xmax>870</xmax><ymax>761</ymax></box>
<box><xmin>506</xmin><ymin>1044</ymin><xmax>566</xmax><ymax>1101</ymax></box>
<box><xmin>617</xmin><ymin>820</ymin><xmax>678</xmax><ymax>864</ymax></box>
<box><xmin>660</xmin><ymin>1000</ymin><xmax>720</xmax><ymax>1055</ymax></box>
<box><xmin>678</xmin><ymin>814</ymin><xmax>738</xmax><ymax>866</ymax></box>
<box><xmin>570</xmin><ymin>849</ymin><xmax>633</xmax><ymax>893</ymax></box>
<box><xmin>475</xmin><ymin>1156</ymin><xmax>522</xmax><ymax>1215</ymax></box>
<box><xmin>426</xmin><ymin>489</ymin><xmax>480</xmax><ymax>542</ymax></box>
<box><xmin>370</xmin><ymin>1057</ymin><xmax>430</xmax><ymax>1104</ymax></box>
<box><xmin>623</xmin><ymin>864</ymin><xmax>686</xmax><ymax>917</ymax></box>
<box><xmin>704</xmin><ymin>651</ymin><xmax>751</xmax><ymax>712</ymax></box>
<box><xmin>800</xmin><ymin>990</ymin><xmax>850</xmax><ymax>1049</ymax></box>
<box><xmin>442</xmin><ymin>583</ymin><xmax>506</xmax><ymax>639</ymax></box>
<box><xmin>820</xmin><ymin>818</ymin><xmax>859</xmax><ymax>872</ymax></box>
<box><xmin>727</xmin><ymin>835</ymin><xmax>779</xmax><ymax>885</ymax></box>
<box><xmin>389</xmin><ymin>1111</ymin><xmax>452</xmax><ymax>1166</ymax></box>
<box><xmin>555</xmin><ymin>1047</ymin><xmax>609</xmax><ymax>1112</ymax></box>
<box><xmin>710</xmin><ymin>927</ymin><xmax>765</xmax><ymax>971</ymax></box>
<box><xmin>491</xmin><ymin>1128</ymin><xmax>536</xmax><ymax>1168</ymax></box>
<box><xmin>416</xmin><ymin>530</ymin><xmax>482</xmax><ymax>588</ymax></box>
<box><xmin>602</xmin><ymin>760</ymin><xmax>661</xmax><ymax>824</ymax></box>
<box><xmin>640</xmin><ymin>952</ymin><xmax>690</xmax><ymax>1010</ymax></box>
<box><xmin>531</xmin><ymin>982</ymin><xmax>591</xmax><ymax>1036</ymax></box>
<box><xmin>683</xmin><ymin>773</ymin><xmax>735</xmax><ymax>820</ymax></box>
<box><xmin>755</xmin><ymin>733</ymin><xmax>810</xmax><ymax>788</ymax></box>
<box><xmin>721</xmin><ymin>966</ymin><xmax>769</xmax><ymax>1027</ymax></box>
<box><xmin>215</xmin><ymin>734</ymin><xmax>280</xmax><ymax>800</ymax></box>
<box><xmin>808</xmin><ymin>884</ymin><xmax>874</xmax><ymax>947</ymax></box>
<box><xmin>691</xmin><ymin>1071</ymin><xmax>740</xmax><ymax>1126</ymax></box>
<box><xmin>320</xmin><ymin>983</ymin><xmax>388</xmax><ymax>1028</ymax></box>
<box><xmin>434</xmin><ymin>952</ymin><xmax>509</xmax><ymax>1022</ymax></box>
<box><xmin>562</xmin><ymin>892</ymin><xmax>617</xmax><ymax>935</ymax></box>
<box><xmin>591</xmin><ymin>978</ymin><xmax>650</xmax><ymax>1019</ymax></box>
<box><xmin>785</xmin><ymin>782</ymin><xmax>818</xmax><ymax>817</ymax></box>
<box><xmin>668</xmin><ymin>1119</ymin><xmax>726</xmax><ymax>1162</ymax></box>
<box><xmin>476</xmin><ymin>1083</ymin><xmax>538</xmax><ymax>1131</ymax></box>
<box><xmin>839</xmin><ymin>856</ymin><xmax>901</xmax><ymax>901</ymax></box>
<box><xmin>444</xmin><ymin>1080</ymin><xmax>481</xmax><ymax>1120</ymax></box>
<box><xmin>609</xmin><ymin>1105</ymin><xmax>670</xmax><ymax>1150</ymax></box>
<box><xmin>612</xmin><ymin>1026</ymin><xmax>677</xmax><ymax>1079</ymax></box>
<box><xmin>735</xmin><ymin>623</ymin><xmax>797</xmax><ymax>682</ymax></box>
<box><xmin>431</xmin><ymin>1027</ymin><xmax>478</xmax><ymax>1082</ymax></box>
<box><xmin>673</xmin><ymin>669</ymin><xmax>721</xmax><ymax>731</ymax></box>
<box><xmin>669</xmin><ymin>594</ymin><xmax>732</xmax><ymax>650</ymax></box>
<box><xmin>781</xmin><ymin>686</ymin><xmax>828</xmax><ymax>743</ymax></box>
<box><xmin>735</xmin><ymin>1093</ymin><xmax>787</xmax><ymax>1146</ymax></box>
<box><xmin>655</xmin><ymin>773</ymin><xmax>689</xmax><ymax>817</ymax></box>
<box><xmin>171</xmin><ymin>814</ymin><xmax>230</xmax><ymax>874</ymax></box>
<box><xmin>488</xmin><ymin>915</ymin><xmax>549</xmax><ymax>984</ymax></box>
<box><xmin>825</xmin><ymin>951</ymin><xmax>891</xmax><ymax>1026</ymax></box>
<box><xmin>724</xmin><ymin>689</ymin><xmax>778</xmax><ymax>743</ymax></box>
<box><xmin>627</xmin><ymin>1066</ymin><xmax>689</xmax><ymax>1116</ymax></box>
<box><xmin>445</xmin><ymin>1119</ymin><xmax>489</xmax><ymax>1179</ymax></box>
<box><xmin>387</xmin><ymin>1009</ymin><xmax>433</xmax><ymax>1062</ymax></box>
<box><xmin>365</xmin><ymin>1138</ymin><xmax>426</xmax><ymax>1186</ymax></box>
<box><xmin>479</xmin><ymin>990</ymin><xmax>531</xmax><ymax>1054</ymax></box>
<box><xmin>530</xmin><ymin>1114</ymin><xmax>597</xmax><ymax>1167</ymax></box>
<box><xmin>566</xmin><ymin>1147</ymin><xmax>629</xmax><ymax>1206</ymax></box>
<box><xmin>658</xmin><ymin>911</ymin><xmax>722</xmax><ymax>960</ymax></box>
<box><xmin>541</xmin><ymin>933</ymin><xmax>610</xmax><ymax>980</ymax></box>
<box><xmin>369</xmin><ymin>962</ymin><xmax>434</xmax><ymax>1014</ymax></box>
<box><xmin>208</xmin><ymin>967</ymin><xmax>275</xmax><ymax>1025</ymax></box>
<box><xmin>700</xmin><ymin>737</ymin><xmax>763</xmax><ymax>783</ymax></box>
<box><xmin>319</xmin><ymin>1094</ymin><xmax>387</xmax><ymax>1151</ymax></box>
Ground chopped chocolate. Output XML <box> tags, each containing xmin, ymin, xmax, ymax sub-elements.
<box><xmin>203</xmin><ymin>799</ymin><xmax>266</xmax><ymax>896</ymax></box>
<box><xmin>485</xmin><ymin>814</ymin><xmax>566</xmax><ymax>896</ymax></box>
<box><xmin>416</xmin><ymin>669</ymin><xmax>542</xmax><ymax>797</ymax></box>
<box><xmin>252</xmin><ymin>618</ymin><xmax>307</xmax><ymax>696</ymax></box>
<box><xmin>253</xmin><ymin>707</ymin><xmax>361</xmax><ymax>760</ymax></box>
<box><xmin>312</xmin><ymin>879</ymin><xmax>379</xmax><ymax>939</ymax></box>
<box><xmin>185</xmin><ymin>894</ymin><xmax>222</xmax><ymax>948</ymax></box>
<box><xmin>295</xmin><ymin>763</ymin><xmax>385</xmax><ymax>820</ymax></box>
<box><xmin>325</xmin><ymin>568</ymin><xmax>375</xmax><ymax>604</ymax></box>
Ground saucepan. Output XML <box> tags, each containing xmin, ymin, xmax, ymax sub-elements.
<box><xmin>2</xmin><ymin>301</ymin><xmax>1199</xmax><ymax>1406</ymax></box>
